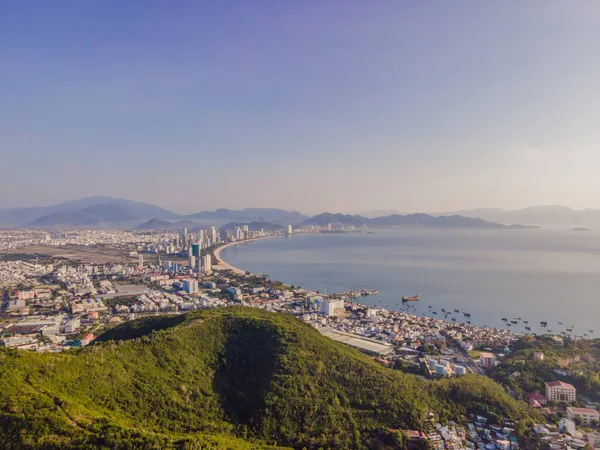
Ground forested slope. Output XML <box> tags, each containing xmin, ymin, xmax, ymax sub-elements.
<box><xmin>0</xmin><ymin>308</ymin><xmax>535</xmax><ymax>449</ymax></box>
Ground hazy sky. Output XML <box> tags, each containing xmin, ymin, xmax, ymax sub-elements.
<box><xmin>2</xmin><ymin>1</ymin><xmax>600</xmax><ymax>214</ymax></box>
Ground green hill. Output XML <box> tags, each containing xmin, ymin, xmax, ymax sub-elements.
<box><xmin>0</xmin><ymin>308</ymin><xmax>535</xmax><ymax>449</ymax></box>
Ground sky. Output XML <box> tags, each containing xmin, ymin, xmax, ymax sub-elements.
<box><xmin>2</xmin><ymin>1</ymin><xmax>600</xmax><ymax>214</ymax></box>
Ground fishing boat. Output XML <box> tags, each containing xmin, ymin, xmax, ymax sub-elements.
<box><xmin>402</xmin><ymin>295</ymin><xmax>420</xmax><ymax>302</ymax></box>
<box><xmin>540</xmin><ymin>321</ymin><xmax>548</xmax><ymax>327</ymax></box>
<box><xmin>463</xmin><ymin>312</ymin><xmax>471</xmax><ymax>318</ymax></box>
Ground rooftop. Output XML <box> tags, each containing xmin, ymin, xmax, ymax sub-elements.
<box><xmin>546</xmin><ymin>380</ymin><xmax>575</xmax><ymax>389</ymax></box>
<box><xmin>568</xmin><ymin>407</ymin><xmax>599</xmax><ymax>414</ymax></box>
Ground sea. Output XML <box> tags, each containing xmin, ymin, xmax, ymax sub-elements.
<box><xmin>219</xmin><ymin>228</ymin><xmax>600</xmax><ymax>337</ymax></box>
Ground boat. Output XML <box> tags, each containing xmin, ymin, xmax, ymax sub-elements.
<box><xmin>501</xmin><ymin>318</ymin><xmax>507</xmax><ymax>321</ymax></box>
<box><xmin>454</xmin><ymin>309</ymin><xmax>459</xmax><ymax>313</ymax></box>
<box><xmin>511</xmin><ymin>320</ymin><xmax>518</xmax><ymax>324</ymax></box>
<box><xmin>590</xmin><ymin>330</ymin><xmax>594</xmax><ymax>333</ymax></box>
<box><xmin>525</xmin><ymin>326</ymin><xmax>531</xmax><ymax>331</ymax></box>
<box><xmin>463</xmin><ymin>312</ymin><xmax>471</xmax><ymax>317</ymax></box>
<box><xmin>402</xmin><ymin>295</ymin><xmax>420</xmax><ymax>302</ymax></box>
<box><xmin>540</xmin><ymin>321</ymin><xmax>548</xmax><ymax>327</ymax></box>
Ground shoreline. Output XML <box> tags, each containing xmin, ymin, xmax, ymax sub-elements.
<box><xmin>213</xmin><ymin>234</ymin><xmax>283</xmax><ymax>275</ymax></box>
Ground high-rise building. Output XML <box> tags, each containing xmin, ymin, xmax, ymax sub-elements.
<box><xmin>203</xmin><ymin>254</ymin><xmax>212</xmax><ymax>274</ymax></box>
<box><xmin>191</xmin><ymin>244</ymin><xmax>201</xmax><ymax>258</ymax></box>
<box><xmin>138</xmin><ymin>254</ymin><xmax>144</xmax><ymax>268</ymax></box>
<box><xmin>235</xmin><ymin>227</ymin><xmax>242</xmax><ymax>241</ymax></box>
<box><xmin>210</xmin><ymin>226</ymin><xmax>219</xmax><ymax>245</ymax></box>
<box><xmin>242</xmin><ymin>225</ymin><xmax>249</xmax><ymax>233</ymax></box>
<box><xmin>183</xmin><ymin>279</ymin><xmax>199</xmax><ymax>294</ymax></box>
<box><xmin>198</xmin><ymin>230</ymin><xmax>205</xmax><ymax>248</ymax></box>
<box><xmin>287</xmin><ymin>224</ymin><xmax>293</xmax><ymax>235</ymax></box>
<box><xmin>180</xmin><ymin>228</ymin><xmax>188</xmax><ymax>247</ymax></box>
<box><xmin>188</xmin><ymin>255</ymin><xmax>196</xmax><ymax>269</ymax></box>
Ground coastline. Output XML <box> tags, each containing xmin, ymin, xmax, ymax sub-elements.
<box><xmin>213</xmin><ymin>235</ymin><xmax>282</xmax><ymax>275</ymax></box>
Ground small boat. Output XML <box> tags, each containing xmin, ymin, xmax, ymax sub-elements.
<box><xmin>463</xmin><ymin>312</ymin><xmax>471</xmax><ymax>317</ymax></box>
<box><xmin>402</xmin><ymin>295</ymin><xmax>420</xmax><ymax>302</ymax></box>
<box><xmin>501</xmin><ymin>318</ymin><xmax>508</xmax><ymax>322</ymax></box>
<box><xmin>540</xmin><ymin>321</ymin><xmax>548</xmax><ymax>327</ymax></box>
<box><xmin>454</xmin><ymin>309</ymin><xmax>459</xmax><ymax>313</ymax></box>
<box><xmin>523</xmin><ymin>320</ymin><xmax>528</xmax><ymax>324</ymax></box>
<box><xmin>590</xmin><ymin>330</ymin><xmax>594</xmax><ymax>333</ymax></box>
<box><xmin>525</xmin><ymin>326</ymin><xmax>531</xmax><ymax>331</ymax></box>
<box><xmin>558</xmin><ymin>321</ymin><xmax>563</xmax><ymax>325</ymax></box>
<box><xmin>452</xmin><ymin>318</ymin><xmax>456</xmax><ymax>322</ymax></box>
<box><xmin>511</xmin><ymin>321</ymin><xmax>518</xmax><ymax>324</ymax></box>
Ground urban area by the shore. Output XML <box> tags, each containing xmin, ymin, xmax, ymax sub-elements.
<box><xmin>2</xmin><ymin>225</ymin><xmax>600</xmax><ymax>448</ymax></box>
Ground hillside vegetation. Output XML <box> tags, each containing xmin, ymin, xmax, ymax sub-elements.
<box><xmin>0</xmin><ymin>308</ymin><xmax>535</xmax><ymax>449</ymax></box>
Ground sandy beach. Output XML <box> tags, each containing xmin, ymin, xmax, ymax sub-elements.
<box><xmin>213</xmin><ymin>235</ymin><xmax>278</xmax><ymax>275</ymax></box>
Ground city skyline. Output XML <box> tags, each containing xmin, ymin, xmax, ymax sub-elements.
<box><xmin>3</xmin><ymin>2</ymin><xmax>600</xmax><ymax>212</ymax></box>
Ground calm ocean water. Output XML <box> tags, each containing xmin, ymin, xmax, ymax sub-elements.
<box><xmin>220</xmin><ymin>229</ymin><xmax>600</xmax><ymax>337</ymax></box>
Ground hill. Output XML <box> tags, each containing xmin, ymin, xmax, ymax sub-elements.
<box><xmin>0</xmin><ymin>308</ymin><xmax>535</xmax><ymax>449</ymax></box>
<box><xmin>29</xmin><ymin>203</ymin><xmax>138</xmax><ymax>227</ymax></box>
<box><xmin>134</xmin><ymin>218</ymin><xmax>175</xmax><ymax>230</ymax></box>
<box><xmin>301</xmin><ymin>212</ymin><xmax>368</xmax><ymax>227</ymax></box>
<box><xmin>448</xmin><ymin>205</ymin><xmax>600</xmax><ymax>228</ymax></box>
<box><xmin>0</xmin><ymin>197</ymin><xmax>178</xmax><ymax>228</ymax></box>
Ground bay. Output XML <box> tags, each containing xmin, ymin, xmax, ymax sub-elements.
<box><xmin>220</xmin><ymin>229</ymin><xmax>600</xmax><ymax>337</ymax></box>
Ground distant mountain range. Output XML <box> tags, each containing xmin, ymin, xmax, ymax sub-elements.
<box><xmin>0</xmin><ymin>197</ymin><xmax>309</xmax><ymax>228</ymax></box>
<box><xmin>444</xmin><ymin>205</ymin><xmax>600</xmax><ymax>228</ymax></box>
<box><xmin>0</xmin><ymin>196</ymin><xmax>554</xmax><ymax>230</ymax></box>
<box><xmin>300</xmin><ymin>212</ymin><xmax>535</xmax><ymax>229</ymax></box>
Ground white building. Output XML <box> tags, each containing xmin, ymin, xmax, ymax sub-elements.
<box><xmin>182</xmin><ymin>279</ymin><xmax>199</xmax><ymax>294</ymax></box>
<box><xmin>286</xmin><ymin>224</ymin><xmax>293</xmax><ymax>235</ymax></box>
<box><xmin>138</xmin><ymin>254</ymin><xmax>144</xmax><ymax>268</ymax></box>
<box><xmin>64</xmin><ymin>317</ymin><xmax>81</xmax><ymax>333</ymax></box>
<box><xmin>479</xmin><ymin>352</ymin><xmax>497</xmax><ymax>368</ymax></box>
<box><xmin>189</xmin><ymin>255</ymin><xmax>196</xmax><ymax>269</ymax></box>
<box><xmin>545</xmin><ymin>380</ymin><xmax>576</xmax><ymax>403</ymax></box>
<box><xmin>567</xmin><ymin>407</ymin><xmax>599</xmax><ymax>426</ymax></box>
<box><xmin>202</xmin><ymin>254</ymin><xmax>212</xmax><ymax>274</ymax></box>
<box><xmin>320</xmin><ymin>298</ymin><xmax>345</xmax><ymax>316</ymax></box>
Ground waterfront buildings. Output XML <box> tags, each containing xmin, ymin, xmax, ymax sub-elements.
<box><xmin>202</xmin><ymin>255</ymin><xmax>212</xmax><ymax>274</ymax></box>
<box><xmin>286</xmin><ymin>224</ymin><xmax>293</xmax><ymax>235</ymax></box>
<box><xmin>320</xmin><ymin>298</ymin><xmax>344</xmax><ymax>316</ymax></box>
<box><xmin>545</xmin><ymin>380</ymin><xmax>576</xmax><ymax>403</ymax></box>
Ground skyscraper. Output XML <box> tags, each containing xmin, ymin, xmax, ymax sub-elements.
<box><xmin>191</xmin><ymin>244</ymin><xmax>201</xmax><ymax>258</ymax></box>
<box><xmin>286</xmin><ymin>224</ymin><xmax>293</xmax><ymax>235</ymax></box>
<box><xmin>197</xmin><ymin>230</ymin><xmax>205</xmax><ymax>249</ymax></box>
<box><xmin>138</xmin><ymin>254</ymin><xmax>144</xmax><ymax>268</ymax></box>
<box><xmin>210</xmin><ymin>226</ymin><xmax>219</xmax><ymax>245</ymax></box>
<box><xmin>188</xmin><ymin>255</ymin><xmax>196</xmax><ymax>269</ymax></box>
<box><xmin>235</xmin><ymin>226</ymin><xmax>242</xmax><ymax>241</ymax></box>
<box><xmin>180</xmin><ymin>228</ymin><xmax>188</xmax><ymax>247</ymax></box>
<box><xmin>203</xmin><ymin>254</ymin><xmax>212</xmax><ymax>274</ymax></box>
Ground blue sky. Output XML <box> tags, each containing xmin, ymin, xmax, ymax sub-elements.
<box><xmin>2</xmin><ymin>1</ymin><xmax>600</xmax><ymax>213</ymax></box>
